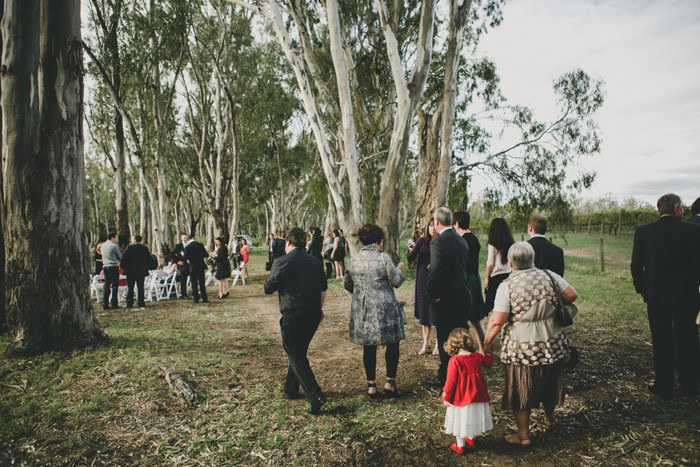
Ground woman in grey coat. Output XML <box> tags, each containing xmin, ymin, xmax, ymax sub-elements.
<box><xmin>345</xmin><ymin>224</ymin><xmax>405</xmax><ymax>398</ymax></box>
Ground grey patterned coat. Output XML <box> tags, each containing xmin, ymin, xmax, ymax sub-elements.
<box><xmin>344</xmin><ymin>245</ymin><xmax>405</xmax><ymax>345</ymax></box>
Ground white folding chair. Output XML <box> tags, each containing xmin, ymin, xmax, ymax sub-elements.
<box><xmin>90</xmin><ymin>275</ymin><xmax>104</xmax><ymax>301</ymax></box>
<box><xmin>231</xmin><ymin>266</ymin><xmax>246</xmax><ymax>286</ymax></box>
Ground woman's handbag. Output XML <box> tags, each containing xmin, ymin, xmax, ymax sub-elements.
<box><xmin>543</xmin><ymin>270</ymin><xmax>578</xmax><ymax>327</ymax></box>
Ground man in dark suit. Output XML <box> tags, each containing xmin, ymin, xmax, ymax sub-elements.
<box><xmin>184</xmin><ymin>234</ymin><xmax>209</xmax><ymax>304</ymax></box>
<box><xmin>427</xmin><ymin>207</ymin><xmax>472</xmax><ymax>386</ymax></box>
<box><xmin>171</xmin><ymin>234</ymin><xmax>189</xmax><ymax>299</ymax></box>
<box><xmin>688</xmin><ymin>197</ymin><xmax>700</xmax><ymax>226</ymax></box>
<box><xmin>264</xmin><ymin>227</ymin><xmax>328</xmax><ymax>415</ymax></box>
<box><xmin>631</xmin><ymin>193</ymin><xmax>700</xmax><ymax>398</ymax></box>
<box><xmin>527</xmin><ymin>214</ymin><xmax>565</xmax><ymax>276</ymax></box>
<box><xmin>272</xmin><ymin>231</ymin><xmax>287</xmax><ymax>264</ymax></box>
<box><xmin>121</xmin><ymin>235</ymin><xmax>152</xmax><ymax>309</ymax></box>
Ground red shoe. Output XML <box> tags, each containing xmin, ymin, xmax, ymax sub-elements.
<box><xmin>465</xmin><ymin>436</ymin><xmax>476</xmax><ymax>447</ymax></box>
<box><xmin>450</xmin><ymin>442</ymin><xmax>464</xmax><ymax>455</ymax></box>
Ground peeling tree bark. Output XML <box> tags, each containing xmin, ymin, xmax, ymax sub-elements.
<box><xmin>375</xmin><ymin>0</ymin><xmax>436</xmax><ymax>260</ymax></box>
<box><xmin>2</xmin><ymin>0</ymin><xmax>105</xmax><ymax>353</ymax></box>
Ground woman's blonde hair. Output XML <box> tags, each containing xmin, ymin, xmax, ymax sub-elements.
<box><xmin>443</xmin><ymin>327</ymin><xmax>477</xmax><ymax>355</ymax></box>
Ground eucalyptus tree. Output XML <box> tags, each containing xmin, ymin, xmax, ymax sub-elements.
<box><xmin>2</xmin><ymin>0</ymin><xmax>105</xmax><ymax>353</ymax></box>
<box><xmin>85</xmin><ymin>0</ymin><xmax>131</xmax><ymax>247</ymax></box>
<box><xmin>85</xmin><ymin>0</ymin><xmax>191</xmax><ymax>253</ymax></box>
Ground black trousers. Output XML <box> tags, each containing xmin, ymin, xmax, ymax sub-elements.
<box><xmin>280</xmin><ymin>310</ymin><xmax>322</xmax><ymax>404</ymax></box>
<box><xmin>647</xmin><ymin>302</ymin><xmax>699</xmax><ymax>392</ymax></box>
<box><xmin>126</xmin><ymin>274</ymin><xmax>146</xmax><ymax>307</ymax></box>
<box><xmin>363</xmin><ymin>343</ymin><xmax>400</xmax><ymax>381</ymax></box>
<box><xmin>102</xmin><ymin>266</ymin><xmax>120</xmax><ymax>308</ymax></box>
<box><xmin>190</xmin><ymin>268</ymin><xmax>207</xmax><ymax>302</ymax></box>
<box><xmin>435</xmin><ymin>313</ymin><xmax>469</xmax><ymax>383</ymax></box>
<box><xmin>178</xmin><ymin>266</ymin><xmax>189</xmax><ymax>298</ymax></box>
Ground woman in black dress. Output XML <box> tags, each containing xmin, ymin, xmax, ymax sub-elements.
<box><xmin>331</xmin><ymin>229</ymin><xmax>346</xmax><ymax>279</ymax></box>
<box><xmin>211</xmin><ymin>236</ymin><xmax>231</xmax><ymax>299</ymax></box>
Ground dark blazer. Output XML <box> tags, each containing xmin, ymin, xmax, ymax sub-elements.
<box><xmin>120</xmin><ymin>243</ymin><xmax>151</xmax><ymax>277</ymax></box>
<box><xmin>631</xmin><ymin>216</ymin><xmax>700</xmax><ymax>304</ymax></box>
<box><xmin>184</xmin><ymin>240</ymin><xmax>209</xmax><ymax>273</ymax></box>
<box><xmin>264</xmin><ymin>247</ymin><xmax>328</xmax><ymax>313</ymax></box>
<box><xmin>528</xmin><ymin>236</ymin><xmax>565</xmax><ymax>277</ymax></box>
<box><xmin>427</xmin><ymin>228</ymin><xmax>471</xmax><ymax>324</ymax></box>
<box><xmin>308</xmin><ymin>235</ymin><xmax>323</xmax><ymax>262</ymax></box>
<box><xmin>272</xmin><ymin>238</ymin><xmax>286</xmax><ymax>261</ymax></box>
<box><xmin>687</xmin><ymin>215</ymin><xmax>700</xmax><ymax>226</ymax></box>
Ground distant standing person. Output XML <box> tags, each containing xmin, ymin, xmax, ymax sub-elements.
<box><xmin>121</xmin><ymin>235</ymin><xmax>152</xmax><ymax>309</ymax></box>
<box><xmin>211</xmin><ymin>237</ymin><xmax>231</xmax><ymax>299</ymax></box>
<box><xmin>407</xmin><ymin>220</ymin><xmax>438</xmax><ymax>356</ymax></box>
<box><xmin>94</xmin><ymin>242</ymin><xmax>103</xmax><ymax>276</ymax></box>
<box><xmin>331</xmin><ymin>229</ymin><xmax>346</xmax><ymax>279</ymax></box>
<box><xmin>171</xmin><ymin>234</ymin><xmax>190</xmax><ymax>299</ymax></box>
<box><xmin>307</xmin><ymin>227</ymin><xmax>323</xmax><ymax>262</ymax></box>
<box><xmin>264</xmin><ymin>227</ymin><xmax>328</xmax><ymax>415</ymax></box>
<box><xmin>427</xmin><ymin>207</ymin><xmax>473</xmax><ymax>387</ymax></box>
<box><xmin>101</xmin><ymin>233</ymin><xmax>122</xmax><ymax>310</ymax></box>
<box><xmin>185</xmin><ymin>234</ymin><xmax>209</xmax><ymax>304</ymax></box>
<box><xmin>239</xmin><ymin>239</ymin><xmax>250</xmax><ymax>281</ymax></box>
<box><xmin>484</xmin><ymin>218</ymin><xmax>514</xmax><ymax>314</ymax></box>
<box><xmin>631</xmin><ymin>193</ymin><xmax>700</xmax><ymax>398</ymax></box>
<box><xmin>453</xmin><ymin>210</ymin><xmax>486</xmax><ymax>347</ymax></box>
<box><xmin>527</xmin><ymin>214</ymin><xmax>565</xmax><ymax>276</ymax></box>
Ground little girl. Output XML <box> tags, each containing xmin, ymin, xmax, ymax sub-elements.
<box><xmin>441</xmin><ymin>327</ymin><xmax>493</xmax><ymax>454</ymax></box>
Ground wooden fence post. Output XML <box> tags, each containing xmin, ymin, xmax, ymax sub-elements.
<box><xmin>599</xmin><ymin>237</ymin><xmax>605</xmax><ymax>273</ymax></box>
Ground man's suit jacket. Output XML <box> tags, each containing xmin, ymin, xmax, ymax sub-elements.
<box><xmin>120</xmin><ymin>243</ymin><xmax>151</xmax><ymax>277</ymax></box>
<box><xmin>264</xmin><ymin>247</ymin><xmax>328</xmax><ymax>313</ymax></box>
<box><xmin>272</xmin><ymin>238</ymin><xmax>286</xmax><ymax>261</ymax></box>
<box><xmin>631</xmin><ymin>216</ymin><xmax>700</xmax><ymax>305</ymax></box>
<box><xmin>184</xmin><ymin>241</ymin><xmax>209</xmax><ymax>273</ymax></box>
<box><xmin>427</xmin><ymin>228</ymin><xmax>471</xmax><ymax>325</ymax></box>
<box><xmin>528</xmin><ymin>236</ymin><xmax>565</xmax><ymax>277</ymax></box>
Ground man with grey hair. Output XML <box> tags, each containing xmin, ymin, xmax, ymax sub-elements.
<box><xmin>631</xmin><ymin>193</ymin><xmax>700</xmax><ymax>398</ymax></box>
<box><xmin>427</xmin><ymin>206</ymin><xmax>472</xmax><ymax>387</ymax></box>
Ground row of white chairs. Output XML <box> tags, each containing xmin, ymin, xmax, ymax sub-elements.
<box><xmin>90</xmin><ymin>267</ymin><xmax>246</xmax><ymax>304</ymax></box>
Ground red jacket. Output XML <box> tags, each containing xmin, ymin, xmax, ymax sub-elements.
<box><xmin>441</xmin><ymin>352</ymin><xmax>493</xmax><ymax>406</ymax></box>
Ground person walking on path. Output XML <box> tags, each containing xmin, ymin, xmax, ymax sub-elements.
<box><xmin>453</xmin><ymin>211</ymin><xmax>486</xmax><ymax>348</ymax></box>
<box><xmin>345</xmin><ymin>224</ymin><xmax>405</xmax><ymax>398</ymax></box>
<box><xmin>407</xmin><ymin>220</ymin><xmax>438</xmax><ymax>356</ymax></box>
<box><xmin>631</xmin><ymin>193</ymin><xmax>700</xmax><ymax>398</ymax></box>
<box><xmin>264</xmin><ymin>227</ymin><xmax>328</xmax><ymax>415</ymax></box>
<box><xmin>427</xmin><ymin>207</ymin><xmax>473</xmax><ymax>387</ymax></box>
<box><xmin>441</xmin><ymin>327</ymin><xmax>493</xmax><ymax>455</ymax></box>
<box><xmin>527</xmin><ymin>214</ymin><xmax>565</xmax><ymax>277</ymax></box>
<box><xmin>483</xmin><ymin>218</ymin><xmax>514</xmax><ymax>314</ymax></box>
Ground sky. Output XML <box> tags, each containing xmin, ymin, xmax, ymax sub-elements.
<box><xmin>473</xmin><ymin>0</ymin><xmax>700</xmax><ymax>206</ymax></box>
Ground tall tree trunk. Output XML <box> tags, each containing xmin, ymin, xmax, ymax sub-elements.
<box><xmin>0</xmin><ymin>0</ymin><xmax>5</xmax><ymax>334</ymax></box>
<box><xmin>375</xmin><ymin>0</ymin><xmax>436</xmax><ymax>260</ymax></box>
<box><xmin>434</xmin><ymin>0</ymin><xmax>472</xmax><ymax>208</ymax></box>
<box><xmin>2</xmin><ymin>0</ymin><xmax>105</xmax><ymax>353</ymax></box>
<box><xmin>413</xmin><ymin>108</ymin><xmax>442</xmax><ymax>229</ymax></box>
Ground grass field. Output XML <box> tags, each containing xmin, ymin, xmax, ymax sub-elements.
<box><xmin>1</xmin><ymin>233</ymin><xmax>698</xmax><ymax>466</ymax></box>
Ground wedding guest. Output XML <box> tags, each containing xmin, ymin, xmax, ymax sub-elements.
<box><xmin>211</xmin><ymin>237</ymin><xmax>231</xmax><ymax>299</ymax></box>
<box><xmin>345</xmin><ymin>224</ymin><xmax>405</xmax><ymax>398</ymax></box>
<box><xmin>484</xmin><ymin>218</ymin><xmax>514</xmax><ymax>314</ymax></box>
<box><xmin>407</xmin><ymin>220</ymin><xmax>438</xmax><ymax>355</ymax></box>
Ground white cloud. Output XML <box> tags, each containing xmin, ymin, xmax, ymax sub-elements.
<box><xmin>472</xmin><ymin>0</ymin><xmax>700</xmax><ymax>205</ymax></box>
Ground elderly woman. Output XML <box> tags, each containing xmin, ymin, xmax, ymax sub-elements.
<box><xmin>484</xmin><ymin>241</ymin><xmax>578</xmax><ymax>446</ymax></box>
<box><xmin>345</xmin><ymin>224</ymin><xmax>405</xmax><ymax>398</ymax></box>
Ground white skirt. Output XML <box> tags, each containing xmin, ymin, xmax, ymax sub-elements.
<box><xmin>444</xmin><ymin>402</ymin><xmax>493</xmax><ymax>439</ymax></box>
